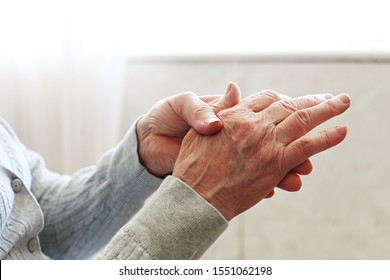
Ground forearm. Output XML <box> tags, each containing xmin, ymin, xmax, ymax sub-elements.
<box><xmin>97</xmin><ymin>176</ymin><xmax>228</xmax><ymax>260</ymax></box>
<box><xmin>28</xmin><ymin>121</ymin><xmax>163</xmax><ymax>259</ymax></box>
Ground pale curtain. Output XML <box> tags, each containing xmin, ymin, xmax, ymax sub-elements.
<box><xmin>0</xmin><ymin>1</ymin><xmax>128</xmax><ymax>173</ymax></box>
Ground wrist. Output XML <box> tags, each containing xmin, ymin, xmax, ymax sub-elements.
<box><xmin>136</xmin><ymin>117</ymin><xmax>171</xmax><ymax>178</ymax></box>
<box><xmin>173</xmin><ymin>168</ymin><xmax>234</xmax><ymax>221</ymax></box>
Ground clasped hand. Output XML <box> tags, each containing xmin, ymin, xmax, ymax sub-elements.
<box><xmin>137</xmin><ymin>83</ymin><xmax>350</xmax><ymax>221</ymax></box>
<box><xmin>173</xmin><ymin>84</ymin><xmax>350</xmax><ymax>221</ymax></box>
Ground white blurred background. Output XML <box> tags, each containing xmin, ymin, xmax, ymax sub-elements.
<box><xmin>0</xmin><ymin>0</ymin><xmax>389</xmax><ymax>259</ymax></box>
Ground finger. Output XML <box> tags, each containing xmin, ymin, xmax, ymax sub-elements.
<box><xmin>292</xmin><ymin>159</ymin><xmax>313</xmax><ymax>175</ymax></box>
<box><xmin>239</xmin><ymin>89</ymin><xmax>289</xmax><ymax>112</ymax></box>
<box><xmin>264</xmin><ymin>189</ymin><xmax>275</xmax><ymax>199</ymax></box>
<box><xmin>277</xmin><ymin>172</ymin><xmax>302</xmax><ymax>192</ymax></box>
<box><xmin>264</xmin><ymin>94</ymin><xmax>333</xmax><ymax>124</ymax></box>
<box><xmin>283</xmin><ymin>125</ymin><xmax>348</xmax><ymax>171</ymax></box>
<box><xmin>277</xmin><ymin>93</ymin><xmax>351</xmax><ymax>143</ymax></box>
<box><xmin>211</xmin><ymin>82</ymin><xmax>241</xmax><ymax>113</ymax></box>
<box><xmin>168</xmin><ymin>92</ymin><xmax>223</xmax><ymax>135</ymax></box>
<box><xmin>275</xmin><ymin>160</ymin><xmax>312</xmax><ymax>193</ymax></box>
<box><xmin>178</xmin><ymin>83</ymin><xmax>240</xmax><ymax>135</ymax></box>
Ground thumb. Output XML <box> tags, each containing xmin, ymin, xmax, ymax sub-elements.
<box><xmin>191</xmin><ymin>101</ymin><xmax>223</xmax><ymax>135</ymax></box>
<box><xmin>212</xmin><ymin>82</ymin><xmax>241</xmax><ymax>113</ymax></box>
<box><xmin>193</xmin><ymin>82</ymin><xmax>241</xmax><ymax>135</ymax></box>
<box><xmin>170</xmin><ymin>83</ymin><xmax>241</xmax><ymax>136</ymax></box>
<box><xmin>170</xmin><ymin>92</ymin><xmax>222</xmax><ymax>135</ymax></box>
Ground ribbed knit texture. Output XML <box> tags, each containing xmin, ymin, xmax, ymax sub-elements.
<box><xmin>98</xmin><ymin>176</ymin><xmax>228</xmax><ymax>259</ymax></box>
<box><xmin>0</xmin><ymin>117</ymin><xmax>228</xmax><ymax>259</ymax></box>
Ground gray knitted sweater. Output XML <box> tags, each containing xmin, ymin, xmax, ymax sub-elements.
<box><xmin>0</xmin><ymin>117</ymin><xmax>227</xmax><ymax>259</ymax></box>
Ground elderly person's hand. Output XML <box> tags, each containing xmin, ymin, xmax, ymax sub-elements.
<box><xmin>136</xmin><ymin>83</ymin><xmax>313</xmax><ymax>189</ymax></box>
<box><xmin>173</xmin><ymin>91</ymin><xmax>351</xmax><ymax>221</ymax></box>
<box><xmin>136</xmin><ymin>84</ymin><xmax>240</xmax><ymax>177</ymax></box>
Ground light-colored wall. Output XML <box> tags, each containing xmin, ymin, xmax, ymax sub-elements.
<box><xmin>122</xmin><ymin>55</ymin><xmax>390</xmax><ymax>259</ymax></box>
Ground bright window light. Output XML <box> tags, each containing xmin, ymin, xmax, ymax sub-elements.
<box><xmin>1</xmin><ymin>0</ymin><xmax>389</xmax><ymax>57</ymax></box>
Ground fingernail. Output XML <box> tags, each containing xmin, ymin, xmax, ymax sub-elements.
<box><xmin>337</xmin><ymin>93</ymin><xmax>351</xmax><ymax>104</ymax></box>
<box><xmin>336</xmin><ymin>125</ymin><xmax>348</xmax><ymax>135</ymax></box>
<box><xmin>205</xmin><ymin>117</ymin><xmax>221</xmax><ymax>126</ymax></box>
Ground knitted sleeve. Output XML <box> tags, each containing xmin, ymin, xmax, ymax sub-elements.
<box><xmin>25</xmin><ymin>122</ymin><xmax>163</xmax><ymax>259</ymax></box>
<box><xmin>24</xmin><ymin>122</ymin><xmax>227</xmax><ymax>259</ymax></box>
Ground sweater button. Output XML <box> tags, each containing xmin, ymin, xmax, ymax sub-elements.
<box><xmin>27</xmin><ymin>238</ymin><xmax>38</xmax><ymax>253</ymax></box>
<box><xmin>11</xmin><ymin>178</ymin><xmax>23</xmax><ymax>193</ymax></box>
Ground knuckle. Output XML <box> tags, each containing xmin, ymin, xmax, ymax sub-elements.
<box><xmin>295</xmin><ymin>110</ymin><xmax>313</xmax><ymax>129</ymax></box>
<box><xmin>321</xmin><ymin>130</ymin><xmax>334</xmax><ymax>147</ymax></box>
<box><xmin>193</xmin><ymin>103</ymin><xmax>210</xmax><ymax>115</ymax></box>
<box><xmin>260</xmin><ymin>89</ymin><xmax>280</xmax><ymax>101</ymax></box>
<box><xmin>279</xmin><ymin>99</ymin><xmax>298</xmax><ymax>113</ymax></box>
<box><xmin>168</xmin><ymin>91</ymin><xmax>196</xmax><ymax>106</ymax></box>
<box><xmin>217</xmin><ymin>108</ymin><xmax>230</xmax><ymax>118</ymax></box>
<box><xmin>168</xmin><ymin>91</ymin><xmax>208</xmax><ymax>119</ymax></box>
<box><xmin>325</xmin><ymin>99</ymin><xmax>338</xmax><ymax>114</ymax></box>
<box><xmin>181</xmin><ymin>92</ymin><xmax>208</xmax><ymax>113</ymax></box>
<box><xmin>316</xmin><ymin>94</ymin><xmax>331</xmax><ymax>103</ymax></box>
<box><xmin>181</xmin><ymin>91</ymin><xmax>197</xmax><ymax>100</ymax></box>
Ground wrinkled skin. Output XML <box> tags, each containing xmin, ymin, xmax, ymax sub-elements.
<box><xmin>173</xmin><ymin>91</ymin><xmax>351</xmax><ymax>221</ymax></box>
<box><xmin>136</xmin><ymin>83</ymin><xmax>313</xmax><ymax>194</ymax></box>
<box><xmin>136</xmin><ymin>83</ymin><xmax>241</xmax><ymax>177</ymax></box>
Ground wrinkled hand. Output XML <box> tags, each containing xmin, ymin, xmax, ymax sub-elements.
<box><xmin>136</xmin><ymin>83</ymin><xmax>241</xmax><ymax>177</ymax></box>
<box><xmin>173</xmin><ymin>91</ymin><xmax>351</xmax><ymax>221</ymax></box>
<box><xmin>137</xmin><ymin>83</ymin><xmax>315</xmax><ymax>189</ymax></box>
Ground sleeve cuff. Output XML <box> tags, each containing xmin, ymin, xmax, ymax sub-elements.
<box><xmin>99</xmin><ymin>176</ymin><xmax>228</xmax><ymax>260</ymax></box>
